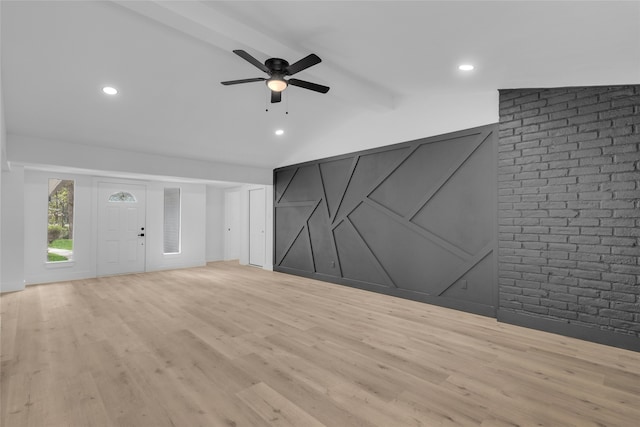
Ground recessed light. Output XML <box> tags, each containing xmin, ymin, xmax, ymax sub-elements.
<box><xmin>458</xmin><ymin>64</ymin><xmax>475</xmax><ymax>71</ymax></box>
<box><xmin>102</xmin><ymin>86</ymin><xmax>118</xmax><ymax>95</ymax></box>
<box><xmin>275</xmin><ymin>129</ymin><xmax>284</xmax><ymax>136</ymax></box>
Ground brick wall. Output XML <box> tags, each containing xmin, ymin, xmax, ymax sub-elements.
<box><xmin>498</xmin><ymin>85</ymin><xmax>640</xmax><ymax>342</ymax></box>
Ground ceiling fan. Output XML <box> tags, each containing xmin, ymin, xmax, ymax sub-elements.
<box><xmin>221</xmin><ymin>50</ymin><xmax>330</xmax><ymax>103</ymax></box>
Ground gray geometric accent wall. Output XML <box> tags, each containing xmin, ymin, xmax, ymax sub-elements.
<box><xmin>274</xmin><ymin>124</ymin><xmax>498</xmax><ymax>317</ymax></box>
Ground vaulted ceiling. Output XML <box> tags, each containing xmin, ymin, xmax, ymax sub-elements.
<box><xmin>2</xmin><ymin>1</ymin><xmax>639</xmax><ymax>173</ymax></box>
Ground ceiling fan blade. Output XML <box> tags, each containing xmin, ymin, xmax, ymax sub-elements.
<box><xmin>285</xmin><ymin>54</ymin><xmax>321</xmax><ymax>75</ymax></box>
<box><xmin>288</xmin><ymin>78</ymin><xmax>330</xmax><ymax>94</ymax></box>
<box><xmin>233</xmin><ymin>50</ymin><xmax>270</xmax><ymax>74</ymax></box>
<box><xmin>220</xmin><ymin>77</ymin><xmax>265</xmax><ymax>85</ymax></box>
<box><xmin>271</xmin><ymin>91</ymin><xmax>282</xmax><ymax>103</ymax></box>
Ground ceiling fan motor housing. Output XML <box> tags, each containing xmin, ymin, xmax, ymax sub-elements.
<box><xmin>265</xmin><ymin>58</ymin><xmax>290</xmax><ymax>74</ymax></box>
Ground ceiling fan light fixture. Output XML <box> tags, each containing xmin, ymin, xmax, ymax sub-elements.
<box><xmin>267</xmin><ymin>77</ymin><xmax>287</xmax><ymax>92</ymax></box>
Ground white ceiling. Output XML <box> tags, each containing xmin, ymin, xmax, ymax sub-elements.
<box><xmin>2</xmin><ymin>1</ymin><xmax>639</xmax><ymax>174</ymax></box>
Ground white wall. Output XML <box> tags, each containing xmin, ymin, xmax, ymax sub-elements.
<box><xmin>238</xmin><ymin>184</ymin><xmax>273</xmax><ymax>270</ymax></box>
<box><xmin>281</xmin><ymin>89</ymin><xmax>499</xmax><ymax>167</ymax></box>
<box><xmin>12</xmin><ymin>170</ymin><xmax>209</xmax><ymax>287</ymax></box>
<box><xmin>24</xmin><ymin>171</ymin><xmax>94</xmax><ymax>284</ymax></box>
<box><xmin>0</xmin><ymin>1</ymin><xmax>5</xmax><ymax>290</ymax></box>
<box><xmin>205</xmin><ymin>186</ymin><xmax>224</xmax><ymax>262</ymax></box>
<box><xmin>1</xmin><ymin>165</ymin><xmax>24</xmax><ymax>292</ymax></box>
<box><xmin>1</xmin><ymin>167</ymin><xmax>274</xmax><ymax>290</ymax></box>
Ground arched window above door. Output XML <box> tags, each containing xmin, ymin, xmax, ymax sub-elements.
<box><xmin>108</xmin><ymin>191</ymin><xmax>137</xmax><ymax>203</ymax></box>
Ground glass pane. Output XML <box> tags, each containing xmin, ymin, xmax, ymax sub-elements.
<box><xmin>108</xmin><ymin>191</ymin><xmax>137</xmax><ymax>202</ymax></box>
<box><xmin>163</xmin><ymin>188</ymin><xmax>181</xmax><ymax>254</ymax></box>
<box><xmin>47</xmin><ymin>179</ymin><xmax>74</xmax><ymax>262</ymax></box>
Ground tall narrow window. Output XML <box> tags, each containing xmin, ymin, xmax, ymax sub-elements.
<box><xmin>163</xmin><ymin>188</ymin><xmax>181</xmax><ymax>254</ymax></box>
<box><xmin>47</xmin><ymin>179</ymin><xmax>74</xmax><ymax>262</ymax></box>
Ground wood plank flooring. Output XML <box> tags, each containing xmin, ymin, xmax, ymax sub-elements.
<box><xmin>2</xmin><ymin>261</ymin><xmax>640</xmax><ymax>426</ymax></box>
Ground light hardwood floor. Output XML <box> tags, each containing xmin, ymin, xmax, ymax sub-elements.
<box><xmin>1</xmin><ymin>261</ymin><xmax>640</xmax><ymax>426</ymax></box>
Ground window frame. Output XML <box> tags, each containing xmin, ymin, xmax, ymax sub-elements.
<box><xmin>46</xmin><ymin>178</ymin><xmax>75</xmax><ymax>264</ymax></box>
<box><xmin>163</xmin><ymin>187</ymin><xmax>182</xmax><ymax>255</ymax></box>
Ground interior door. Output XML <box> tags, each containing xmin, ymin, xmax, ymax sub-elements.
<box><xmin>249</xmin><ymin>188</ymin><xmax>265</xmax><ymax>267</ymax></box>
<box><xmin>97</xmin><ymin>182</ymin><xmax>146</xmax><ymax>276</ymax></box>
<box><xmin>224</xmin><ymin>190</ymin><xmax>240</xmax><ymax>260</ymax></box>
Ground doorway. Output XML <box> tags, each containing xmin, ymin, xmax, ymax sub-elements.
<box><xmin>97</xmin><ymin>182</ymin><xmax>146</xmax><ymax>276</ymax></box>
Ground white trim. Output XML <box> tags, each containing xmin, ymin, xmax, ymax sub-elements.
<box><xmin>44</xmin><ymin>261</ymin><xmax>76</xmax><ymax>269</ymax></box>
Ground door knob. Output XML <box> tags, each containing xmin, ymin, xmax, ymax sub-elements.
<box><xmin>138</xmin><ymin>233</ymin><xmax>145</xmax><ymax>237</ymax></box>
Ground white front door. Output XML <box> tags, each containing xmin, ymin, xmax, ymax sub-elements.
<box><xmin>97</xmin><ymin>182</ymin><xmax>146</xmax><ymax>276</ymax></box>
<box><xmin>249</xmin><ymin>188</ymin><xmax>265</xmax><ymax>267</ymax></box>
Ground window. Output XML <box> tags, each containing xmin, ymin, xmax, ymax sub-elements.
<box><xmin>47</xmin><ymin>179</ymin><xmax>74</xmax><ymax>262</ymax></box>
<box><xmin>163</xmin><ymin>188</ymin><xmax>181</xmax><ymax>254</ymax></box>
<box><xmin>108</xmin><ymin>191</ymin><xmax>137</xmax><ymax>202</ymax></box>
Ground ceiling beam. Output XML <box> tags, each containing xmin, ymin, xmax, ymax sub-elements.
<box><xmin>111</xmin><ymin>0</ymin><xmax>395</xmax><ymax>110</ymax></box>
<box><xmin>8</xmin><ymin>134</ymin><xmax>272</xmax><ymax>185</ymax></box>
